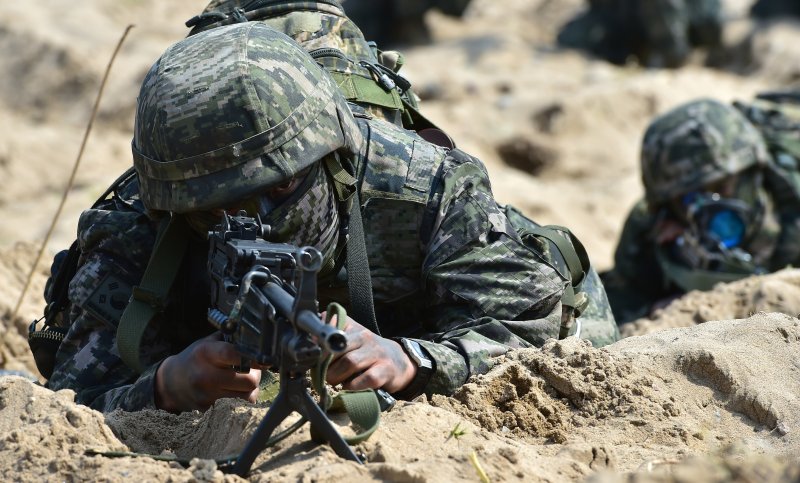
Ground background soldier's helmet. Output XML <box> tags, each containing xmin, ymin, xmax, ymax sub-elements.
<box><xmin>640</xmin><ymin>99</ymin><xmax>770</xmax><ymax>206</ymax></box>
<box><xmin>132</xmin><ymin>22</ymin><xmax>361</xmax><ymax>213</ymax></box>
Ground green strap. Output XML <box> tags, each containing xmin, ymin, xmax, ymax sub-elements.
<box><xmin>655</xmin><ymin>247</ymin><xmax>752</xmax><ymax>292</ymax></box>
<box><xmin>327</xmin><ymin>389</ymin><xmax>381</xmax><ymax>444</ymax></box>
<box><xmin>529</xmin><ymin>225</ymin><xmax>589</xmax><ymax>286</ymax></box>
<box><xmin>528</xmin><ymin>225</ymin><xmax>591</xmax><ymax>339</ymax></box>
<box><xmin>329</xmin><ymin>71</ymin><xmax>403</xmax><ymax>110</ymax></box>
<box><xmin>323</xmin><ymin>155</ymin><xmax>357</xmax><ymax>204</ymax></box>
<box><xmin>117</xmin><ymin>215</ymin><xmax>190</xmax><ymax>373</ymax></box>
<box><xmin>311</xmin><ymin>303</ymin><xmax>381</xmax><ymax>444</ymax></box>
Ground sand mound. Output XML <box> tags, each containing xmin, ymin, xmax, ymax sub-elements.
<box><xmin>4</xmin><ymin>312</ymin><xmax>800</xmax><ymax>481</ymax></box>
<box><xmin>107</xmin><ymin>398</ymin><xmax>264</xmax><ymax>461</ymax></box>
<box><xmin>0</xmin><ymin>376</ymin><xmax>199</xmax><ymax>482</ymax></box>
<box><xmin>432</xmin><ymin>338</ymin><xmax>671</xmax><ymax>444</ymax></box>
<box><xmin>622</xmin><ymin>268</ymin><xmax>800</xmax><ymax>337</ymax></box>
<box><xmin>614</xmin><ymin>314</ymin><xmax>800</xmax><ymax>436</ymax></box>
<box><xmin>590</xmin><ymin>447</ymin><xmax>800</xmax><ymax>483</ymax></box>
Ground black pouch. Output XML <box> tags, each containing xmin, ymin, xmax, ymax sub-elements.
<box><xmin>28</xmin><ymin>241</ymin><xmax>80</xmax><ymax>378</ymax></box>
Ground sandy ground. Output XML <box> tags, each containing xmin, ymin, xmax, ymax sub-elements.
<box><xmin>2</xmin><ymin>0</ymin><xmax>800</xmax><ymax>481</ymax></box>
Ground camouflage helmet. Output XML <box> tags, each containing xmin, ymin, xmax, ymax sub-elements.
<box><xmin>640</xmin><ymin>99</ymin><xmax>770</xmax><ymax>206</ymax></box>
<box><xmin>132</xmin><ymin>22</ymin><xmax>361</xmax><ymax>213</ymax></box>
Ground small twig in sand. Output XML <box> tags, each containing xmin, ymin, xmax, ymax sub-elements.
<box><xmin>11</xmin><ymin>25</ymin><xmax>134</xmax><ymax>324</ymax></box>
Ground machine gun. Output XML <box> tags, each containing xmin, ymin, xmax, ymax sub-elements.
<box><xmin>206</xmin><ymin>211</ymin><xmax>361</xmax><ymax>475</ymax></box>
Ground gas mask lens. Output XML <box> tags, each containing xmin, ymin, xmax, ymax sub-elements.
<box><xmin>707</xmin><ymin>210</ymin><xmax>746</xmax><ymax>248</ymax></box>
<box><xmin>682</xmin><ymin>192</ymin><xmax>750</xmax><ymax>249</ymax></box>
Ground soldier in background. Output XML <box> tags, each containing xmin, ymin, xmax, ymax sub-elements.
<box><xmin>601</xmin><ymin>94</ymin><xmax>800</xmax><ymax>323</ymax></box>
<box><xmin>341</xmin><ymin>0</ymin><xmax>472</xmax><ymax>46</ymax></box>
<box><xmin>557</xmin><ymin>0</ymin><xmax>722</xmax><ymax>68</ymax></box>
<box><xmin>751</xmin><ymin>0</ymin><xmax>800</xmax><ymax>19</ymax></box>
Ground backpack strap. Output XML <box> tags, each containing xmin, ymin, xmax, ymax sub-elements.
<box><xmin>525</xmin><ymin>225</ymin><xmax>591</xmax><ymax>339</ymax></box>
<box><xmin>345</xmin><ymin>189</ymin><xmax>380</xmax><ymax>336</ymax></box>
<box><xmin>117</xmin><ymin>215</ymin><xmax>190</xmax><ymax>373</ymax></box>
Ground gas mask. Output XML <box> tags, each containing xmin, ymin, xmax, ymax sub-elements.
<box><xmin>656</xmin><ymin>173</ymin><xmax>770</xmax><ymax>290</ymax></box>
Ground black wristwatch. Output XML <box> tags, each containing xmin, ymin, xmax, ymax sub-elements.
<box><xmin>393</xmin><ymin>338</ymin><xmax>434</xmax><ymax>400</ymax></box>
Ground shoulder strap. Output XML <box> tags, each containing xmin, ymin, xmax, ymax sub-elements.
<box><xmin>345</xmin><ymin>189</ymin><xmax>380</xmax><ymax>336</ymax></box>
<box><xmin>522</xmin><ymin>223</ymin><xmax>591</xmax><ymax>339</ymax></box>
<box><xmin>117</xmin><ymin>215</ymin><xmax>190</xmax><ymax>373</ymax></box>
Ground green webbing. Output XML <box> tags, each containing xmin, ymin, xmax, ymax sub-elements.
<box><xmin>528</xmin><ymin>225</ymin><xmax>589</xmax><ymax>286</ymax></box>
<box><xmin>323</xmin><ymin>155</ymin><xmax>357</xmax><ymax>203</ymax></box>
<box><xmin>117</xmin><ymin>215</ymin><xmax>190</xmax><ymax>373</ymax></box>
<box><xmin>528</xmin><ymin>225</ymin><xmax>591</xmax><ymax>340</ymax></box>
<box><xmin>311</xmin><ymin>303</ymin><xmax>381</xmax><ymax>444</ymax></box>
<box><xmin>329</xmin><ymin>71</ymin><xmax>403</xmax><ymax>110</ymax></box>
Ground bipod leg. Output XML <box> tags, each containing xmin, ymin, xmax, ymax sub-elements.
<box><xmin>293</xmin><ymin>384</ymin><xmax>362</xmax><ymax>464</ymax></box>
<box><xmin>232</xmin><ymin>391</ymin><xmax>293</xmax><ymax>476</ymax></box>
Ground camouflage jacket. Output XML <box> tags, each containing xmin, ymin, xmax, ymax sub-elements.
<box><xmin>47</xmin><ymin>117</ymin><xmax>575</xmax><ymax>412</ymax></box>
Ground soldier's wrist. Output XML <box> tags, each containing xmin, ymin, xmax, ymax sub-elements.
<box><xmin>154</xmin><ymin>357</ymin><xmax>179</xmax><ymax>413</ymax></box>
<box><xmin>391</xmin><ymin>338</ymin><xmax>435</xmax><ymax>400</ymax></box>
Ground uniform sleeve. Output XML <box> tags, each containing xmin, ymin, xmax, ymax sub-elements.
<box><xmin>46</xmin><ymin>207</ymin><xmax>168</xmax><ymax>413</ymax></box>
<box><xmin>415</xmin><ymin>150</ymin><xmax>565</xmax><ymax>396</ymax></box>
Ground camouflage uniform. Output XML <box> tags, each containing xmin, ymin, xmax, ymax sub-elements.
<box><xmin>557</xmin><ymin>0</ymin><xmax>722</xmax><ymax>68</ymax></box>
<box><xmin>46</xmin><ymin>23</ymin><xmax>616</xmax><ymax>413</ymax></box>
<box><xmin>340</xmin><ymin>0</ymin><xmax>471</xmax><ymax>46</ymax></box>
<box><xmin>751</xmin><ymin>0</ymin><xmax>800</xmax><ymax>18</ymax></box>
<box><xmin>602</xmin><ymin>96</ymin><xmax>800</xmax><ymax>323</ymax></box>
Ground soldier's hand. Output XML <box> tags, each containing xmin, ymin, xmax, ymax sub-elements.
<box><xmin>154</xmin><ymin>332</ymin><xmax>261</xmax><ymax>413</ymax></box>
<box><xmin>324</xmin><ymin>313</ymin><xmax>416</xmax><ymax>393</ymax></box>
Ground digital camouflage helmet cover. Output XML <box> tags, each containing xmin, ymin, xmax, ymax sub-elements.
<box><xmin>132</xmin><ymin>22</ymin><xmax>361</xmax><ymax>213</ymax></box>
<box><xmin>640</xmin><ymin>98</ymin><xmax>770</xmax><ymax>206</ymax></box>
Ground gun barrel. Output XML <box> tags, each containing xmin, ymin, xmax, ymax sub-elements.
<box><xmin>261</xmin><ymin>282</ymin><xmax>347</xmax><ymax>353</ymax></box>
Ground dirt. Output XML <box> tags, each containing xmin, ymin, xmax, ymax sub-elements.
<box><xmin>2</xmin><ymin>0</ymin><xmax>800</xmax><ymax>481</ymax></box>
<box><xmin>622</xmin><ymin>268</ymin><xmax>800</xmax><ymax>337</ymax></box>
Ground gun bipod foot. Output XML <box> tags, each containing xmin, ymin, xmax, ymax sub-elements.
<box><xmin>231</xmin><ymin>375</ymin><xmax>360</xmax><ymax>476</ymax></box>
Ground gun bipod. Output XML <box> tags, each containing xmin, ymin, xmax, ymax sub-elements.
<box><xmin>231</xmin><ymin>366</ymin><xmax>361</xmax><ymax>476</ymax></box>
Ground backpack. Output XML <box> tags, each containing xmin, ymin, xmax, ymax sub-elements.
<box><xmin>28</xmin><ymin>168</ymin><xmax>138</xmax><ymax>378</ymax></box>
<box><xmin>734</xmin><ymin>91</ymin><xmax>800</xmax><ymax>267</ymax></box>
<box><xmin>735</xmin><ymin>91</ymin><xmax>800</xmax><ymax>174</ymax></box>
